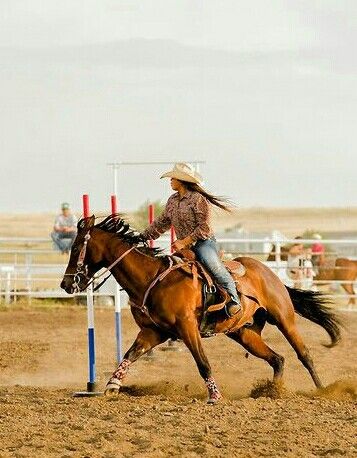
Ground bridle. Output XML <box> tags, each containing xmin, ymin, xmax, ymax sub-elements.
<box><xmin>71</xmin><ymin>231</ymin><xmax>91</xmax><ymax>292</ymax></box>
<box><xmin>64</xmin><ymin>230</ymin><xmax>135</xmax><ymax>293</ymax></box>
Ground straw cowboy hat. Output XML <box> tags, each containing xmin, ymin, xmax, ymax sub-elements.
<box><xmin>160</xmin><ymin>162</ymin><xmax>203</xmax><ymax>185</ymax></box>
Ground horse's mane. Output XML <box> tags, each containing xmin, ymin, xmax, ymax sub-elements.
<box><xmin>92</xmin><ymin>214</ymin><xmax>163</xmax><ymax>258</ymax></box>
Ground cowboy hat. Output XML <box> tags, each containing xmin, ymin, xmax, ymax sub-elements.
<box><xmin>160</xmin><ymin>162</ymin><xmax>203</xmax><ymax>185</ymax></box>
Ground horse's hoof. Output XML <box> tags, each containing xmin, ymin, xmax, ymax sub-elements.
<box><xmin>104</xmin><ymin>387</ymin><xmax>120</xmax><ymax>397</ymax></box>
<box><xmin>104</xmin><ymin>378</ymin><xmax>121</xmax><ymax>396</ymax></box>
<box><xmin>207</xmin><ymin>394</ymin><xmax>222</xmax><ymax>405</ymax></box>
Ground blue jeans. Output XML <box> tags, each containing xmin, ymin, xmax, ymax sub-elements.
<box><xmin>193</xmin><ymin>238</ymin><xmax>239</xmax><ymax>302</ymax></box>
<box><xmin>51</xmin><ymin>231</ymin><xmax>76</xmax><ymax>253</ymax></box>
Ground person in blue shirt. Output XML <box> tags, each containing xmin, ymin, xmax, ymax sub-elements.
<box><xmin>51</xmin><ymin>203</ymin><xmax>77</xmax><ymax>254</ymax></box>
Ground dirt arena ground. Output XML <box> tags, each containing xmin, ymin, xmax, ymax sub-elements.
<box><xmin>0</xmin><ymin>304</ymin><xmax>356</xmax><ymax>458</ymax></box>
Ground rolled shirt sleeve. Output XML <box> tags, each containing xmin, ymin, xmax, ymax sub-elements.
<box><xmin>190</xmin><ymin>194</ymin><xmax>211</xmax><ymax>242</ymax></box>
<box><xmin>141</xmin><ymin>205</ymin><xmax>172</xmax><ymax>241</ymax></box>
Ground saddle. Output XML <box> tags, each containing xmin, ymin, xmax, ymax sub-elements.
<box><xmin>173</xmin><ymin>249</ymin><xmax>245</xmax><ymax>308</ymax></box>
<box><xmin>172</xmin><ymin>249</ymin><xmax>259</xmax><ymax>336</ymax></box>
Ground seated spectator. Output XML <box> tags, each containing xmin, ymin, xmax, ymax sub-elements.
<box><xmin>287</xmin><ymin>237</ymin><xmax>305</xmax><ymax>288</ymax></box>
<box><xmin>303</xmin><ymin>247</ymin><xmax>315</xmax><ymax>287</ymax></box>
<box><xmin>51</xmin><ymin>203</ymin><xmax>77</xmax><ymax>254</ymax></box>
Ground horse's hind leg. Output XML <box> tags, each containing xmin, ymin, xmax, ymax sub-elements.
<box><xmin>228</xmin><ymin>325</ymin><xmax>285</xmax><ymax>383</ymax></box>
<box><xmin>105</xmin><ymin>327</ymin><xmax>167</xmax><ymax>395</ymax></box>
<box><xmin>277</xmin><ymin>319</ymin><xmax>323</xmax><ymax>389</ymax></box>
<box><xmin>341</xmin><ymin>282</ymin><xmax>356</xmax><ymax>306</ymax></box>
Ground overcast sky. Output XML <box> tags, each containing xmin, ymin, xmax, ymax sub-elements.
<box><xmin>1</xmin><ymin>1</ymin><xmax>356</xmax><ymax>213</ymax></box>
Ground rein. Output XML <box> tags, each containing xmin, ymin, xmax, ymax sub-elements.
<box><xmin>87</xmin><ymin>245</ymin><xmax>136</xmax><ymax>290</ymax></box>
<box><xmin>65</xmin><ymin>230</ymin><xmax>135</xmax><ymax>293</ymax></box>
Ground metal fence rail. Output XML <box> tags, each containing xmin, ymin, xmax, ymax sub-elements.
<box><xmin>1</xmin><ymin>237</ymin><xmax>356</xmax><ymax>306</ymax></box>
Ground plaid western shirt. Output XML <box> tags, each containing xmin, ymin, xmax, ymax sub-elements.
<box><xmin>141</xmin><ymin>190</ymin><xmax>213</xmax><ymax>242</ymax></box>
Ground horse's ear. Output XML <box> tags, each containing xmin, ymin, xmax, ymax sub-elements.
<box><xmin>88</xmin><ymin>214</ymin><xmax>95</xmax><ymax>228</ymax></box>
<box><xmin>78</xmin><ymin>215</ymin><xmax>95</xmax><ymax>231</ymax></box>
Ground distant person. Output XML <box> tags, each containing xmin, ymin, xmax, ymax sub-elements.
<box><xmin>51</xmin><ymin>203</ymin><xmax>77</xmax><ymax>254</ymax></box>
<box><xmin>311</xmin><ymin>233</ymin><xmax>325</xmax><ymax>267</ymax></box>
<box><xmin>287</xmin><ymin>237</ymin><xmax>305</xmax><ymax>288</ymax></box>
<box><xmin>303</xmin><ymin>247</ymin><xmax>315</xmax><ymax>286</ymax></box>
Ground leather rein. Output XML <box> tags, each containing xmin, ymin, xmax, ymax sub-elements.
<box><xmin>64</xmin><ymin>231</ymin><xmax>135</xmax><ymax>293</ymax></box>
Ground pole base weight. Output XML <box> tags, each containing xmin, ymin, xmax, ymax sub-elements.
<box><xmin>73</xmin><ymin>390</ymin><xmax>102</xmax><ymax>398</ymax></box>
<box><xmin>87</xmin><ymin>381</ymin><xmax>97</xmax><ymax>392</ymax></box>
<box><xmin>72</xmin><ymin>382</ymin><xmax>102</xmax><ymax>397</ymax></box>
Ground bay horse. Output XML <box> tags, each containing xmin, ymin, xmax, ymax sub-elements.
<box><xmin>61</xmin><ymin>216</ymin><xmax>342</xmax><ymax>403</ymax></box>
<box><xmin>268</xmin><ymin>245</ymin><xmax>357</xmax><ymax>305</ymax></box>
<box><xmin>315</xmin><ymin>259</ymin><xmax>357</xmax><ymax>306</ymax></box>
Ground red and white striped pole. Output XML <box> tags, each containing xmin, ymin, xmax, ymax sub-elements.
<box><xmin>111</xmin><ymin>194</ymin><xmax>122</xmax><ymax>363</ymax></box>
<box><xmin>168</xmin><ymin>225</ymin><xmax>180</xmax><ymax>350</ymax></box>
<box><xmin>148</xmin><ymin>204</ymin><xmax>155</xmax><ymax>248</ymax></box>
<box><xmin>144</xmin><ymin>203</ymin><xmax>156</xmax><ymax>358</ymax></box>
<box><xmin>110</xmin><ymin>195</ymin><xmax>118</xmax><ymax>215</ymax></box>
<box><xmin>83</xmin><ymin>194</ymin><xmax>90</xmax><ymax>219</ymax></box>
<box><xmin>74</xmin><ymin>194</ymin><xmax>100</xmax><ymax>396</ymax></box>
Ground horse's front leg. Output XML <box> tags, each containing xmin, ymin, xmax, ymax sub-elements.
<box><xmin>177</xmin><ymin>316</ymin><xmax>222</xmax><ymax>404</ymax></box>
<box><xmin>105</xmin><ymin>327</ymin><xmax>167</xmax><ymax>396</ymax></box>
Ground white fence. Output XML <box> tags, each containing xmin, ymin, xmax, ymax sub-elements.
<box><xmin>0</xmin><ymin>236</ymin><xmax>356</xmax><ymax>306</ymax></box>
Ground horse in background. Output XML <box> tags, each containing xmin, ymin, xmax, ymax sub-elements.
<box><xmin>267</xmin><ymin>244</ymin><xmax>357</xmax><ymax>305</ymax></box>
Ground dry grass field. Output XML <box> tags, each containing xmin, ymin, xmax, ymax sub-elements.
<box><xmin>1</xmin><ymin>207</ymin><xmax>357</xmax><ymax>239</ymax></box>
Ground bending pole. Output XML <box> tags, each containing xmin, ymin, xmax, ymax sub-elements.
<box><xmin>83</xmin><ymin>194</ymin><xmax>90</xmax><ymax>219</ymax></box>
<box><xmin>74</xmin><ymin>194</ymin><xmax>101</xmax><ymax>396</ymax></box>
<box><xmin>148</xmin><ymin>204</ymin><xmax>155</xmax><ymax>248</ymax></box>
<box><xmin>167</xmin><ymin>225</ymin><xmax>180</xmax><ymax>351</ymax></box>
<box><xmin>144</xmin><ymin>204</ymin><xmax>156</xmax><ymax>358</ymax></box>
<box><xmin>111</xmin><ymin>195</ymin><xmax>117</xmax><ymax>214</ymax></box>
<box><xmin>111</xmin><ymin>194</ymin><xmax>122</xmax><ymax>363</ymax></box>
<box><xmin>86</xmin><ymin>284</ymin><xmax>96</xmax><ymax>391</ymax></box>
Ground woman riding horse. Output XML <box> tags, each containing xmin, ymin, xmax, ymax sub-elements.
<box><xmin>61</xmin><ymin>165</ymin><xmax>342</xmax><ymax>403</ymax></box>
<box><xmin>140</xmin><ymin>162</ymin><xmax>241</xmax><ymax>317</ymax></box>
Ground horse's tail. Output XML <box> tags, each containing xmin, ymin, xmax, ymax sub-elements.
<box><xmin>285</xmin><ymin>286</ymin><xmax>343</xmax><ymax>348</ymax></box>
